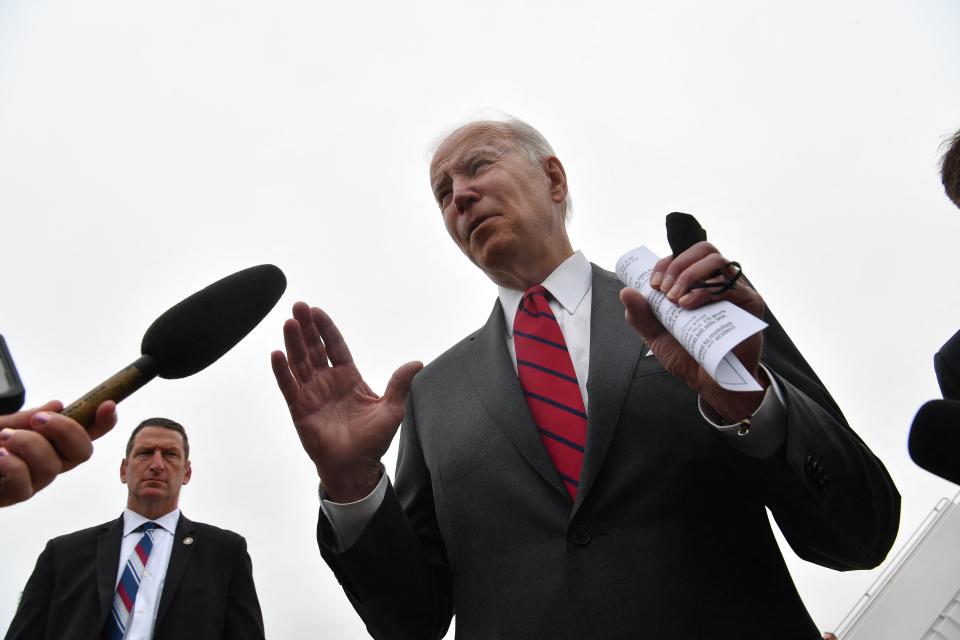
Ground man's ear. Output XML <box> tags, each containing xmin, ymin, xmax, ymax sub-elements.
<box><xmin>544</xmin><ymin>156</ymin><xmax>568</xmax><ymax>204</ymax></box>
<box><xmin>120</xmin><ymin>459</ymin><xmax>128</xmax><ymax>484</ymax></box>
<box><xmin>182</xmin><ymin>460</ymin><xmax>192</xmax><ymax>485</ymax></box>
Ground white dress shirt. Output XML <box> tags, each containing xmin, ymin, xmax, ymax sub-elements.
<box><xmin>115</xmin><ymin>508</ymin><xmax>180</xmax><ymax>640</ymax></box>
<box><xmin>321</xmin><ymin>251</ymin><xmax>786</xmax><ymax>550</ymax></box>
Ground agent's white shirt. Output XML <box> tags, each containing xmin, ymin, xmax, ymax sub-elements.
<box><xmin>115</xmin><ymin>508</ymin><xmax>180</xmax><ymax>639</ymax></box>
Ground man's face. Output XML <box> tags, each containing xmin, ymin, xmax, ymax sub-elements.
<box><xmin>430</xmin><ymin>124</ymin><xmax>569</xmax><ymax>285</ymax></box>
<box><xmin>120</xmin><ymin>426</ymin><xmax>191</xmax><ymax>515</ymax></box>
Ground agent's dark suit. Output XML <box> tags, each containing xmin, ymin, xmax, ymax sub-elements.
<box><xmin>5</xmin><ymin>513</ymin><xmax>264</xmax><ymax>640</ymax></box>
<box><xmin>319</xmin><ymin>267</ymin><xmax>900</xmax><ymax>640</ymax></box>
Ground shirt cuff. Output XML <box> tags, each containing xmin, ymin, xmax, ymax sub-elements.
<box><xmin>698</xmin><ymin>363</ymin><xmax>786</xmax><ymax>458</ymax></box>
<box><xmin>318</xmin><ymin>467</ymin><xmax>389</xmax><ymax>552</ymax></box>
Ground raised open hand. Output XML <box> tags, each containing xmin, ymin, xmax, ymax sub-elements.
<box><xmin>271</xmin><ymin>302</ymin><xmax>422</xmax><ymax>502</ymax></box>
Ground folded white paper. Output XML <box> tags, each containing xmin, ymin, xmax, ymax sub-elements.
<box><xmin>616</xmin><ymin>245</ymin><xmax>767</xmax><ymax>392</ymax></box>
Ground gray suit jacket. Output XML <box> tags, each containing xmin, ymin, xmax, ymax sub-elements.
<box><xmin>6</xmin><ymin>513</ymin><xmax>265</xmax><ymax>640</ymax></box>
<box><xmin>319</xmin><ymin>266</ymin><xmax>899</xmax><ymax>640</ymax></box>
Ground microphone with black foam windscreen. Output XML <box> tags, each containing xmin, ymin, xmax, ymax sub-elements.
<box><xmin>908</xmin><ymin>399</ymin><xmax>960</xmax><ymax>486</ymax></box>
<box><xmin>666</xmin><ymin>211</ymin><xmax>707</xmax><ymax>257</ymax></box>
<box><xmin>62</xmin><ymin>264</ymin><xmax>286</xmax><ymax>427</ymax></box>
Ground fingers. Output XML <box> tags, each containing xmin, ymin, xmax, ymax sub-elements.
<box><xmin>30</xmin><ymin>410</ymin><xmax>97</xmax><ymax>472</ymax></box>
<box><xmin>311</xmin><ymin>307</ymin><xmax>354</xmax><ymax>367</ymax></box>
<box><xmin>282</xmin><ymin>302</ymin><xmax>357</xmax><ymax>387</ymax></box>
<box><xmin>655</xmin><ymin>242</ymin><xmax>729</xmax><ymax>299</ymax></box>
<box><xmin>0</xmin><ymin>450</ymin><xmax>34</xmax><ymax>507</ymax></box>
<box><xmin>619</xmin><ymin>288</ymin><xmax>667</xmax><ymax>344</ymax></box>
<box><xmin>86</xmin><ymin>401</ymin><xmax>118</xmax><ymax>441</ymax></box>
<box><xmin>283</xmin><ymin>318</ymin><xmax>314</xmax><ymax>384</ymax></box>
<box><xmin>382</xmin><ymin>361</ymin><xmax>424</xmax><ymax>408</ymax></box>
<box><xmin>0</xmin><ymin>400</ymin><xmax>62</xmax><ymax>430</ymax></box>
<box><xmin>0</xmin><ymin>427</ymin><xmax>62</xmax><ymax>495</ymax></box>
<box><xmin>666</xmin><ymin>253</ymin><xmax>736</xmax><ymax>306</ymax></box>
<box><xmin>271</xmin><ymin>350</ymin><xmax>300</xmax><ymax>408</ymax></box>
<box><xmin>293</xmin><ymin>302</ymin><xmax>329</xmax><ymax>368</ymax></box>
<box><xmin>649</xmin><ymin>241</ymin><xmax>761</xmax><ymax>312</ymax></box>
<box><xmin>0</xmin><ymin>400</ymin><xmax>110</xmax><ymax>507</ymax></box>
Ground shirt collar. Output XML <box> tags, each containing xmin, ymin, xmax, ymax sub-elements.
<box><xmin>123</xmin><ymin>507</ymin><xmax>181</xmax><ymax>536</ymax></box>
<box><xmin>499</xmin><ymin>250</ymin><xmax>593</xmax><ymax>335</ymax></box>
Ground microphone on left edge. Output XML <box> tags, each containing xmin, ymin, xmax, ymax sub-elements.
<box><xmin>908</xmin><ymin>399</ymin><xmax>960</xmax><ymax>486</ymax></box>
<box><xmin>61</xmin><ymin>264</ymin><xmax>287</xmax><ymax>428</ymax></box>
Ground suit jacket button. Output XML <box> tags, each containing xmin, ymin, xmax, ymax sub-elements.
<box><xmin>570</xmin><ymin>526</ymin><xmax>592</xmax><ymax>546</ymax></box>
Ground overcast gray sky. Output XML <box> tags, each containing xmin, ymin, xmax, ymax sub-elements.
<box><xmin>2</xmin><ymin>0</ymin><xmax>959</xmax><ymax>636</ymax></box>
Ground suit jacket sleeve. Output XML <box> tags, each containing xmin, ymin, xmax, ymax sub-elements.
<box><xmin>317</xmin><ymin>390</ymin><xmax>453</xmax><ymax>640</ymax></box>
<box><xmin>739</xmin><ymin>307</ymin><xmax>900</xmax><ymax>570</ymax></box>
<box><xmin>4</xmin><ymin>542</ymin><xmax>53</xmax><ymax>639</ymax></box>
<box><xmin>224</xmin><ymin>537</ymin><xmax>266</xmax><ymax>640</ymax></box>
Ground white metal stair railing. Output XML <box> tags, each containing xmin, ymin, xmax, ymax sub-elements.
<box><xmin>922</xmin><ymin>587</ymin><xmax>960</xmax><ymax>640</ymax></box>
<box><xmin>833</xmin><ymin>489</ymin><xmax>960</xmax><ymax>640</ymax></box>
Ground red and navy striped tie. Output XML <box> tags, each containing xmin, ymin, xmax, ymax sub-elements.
<box><xmin>103</xmin><ymin>522</ymin><xmax>158</xmax><ymax>640</ymax></box>
<box><xmin>514</xmin><ymin>285</ymin><xmax>587</xmax><ymax>500</ymax></box>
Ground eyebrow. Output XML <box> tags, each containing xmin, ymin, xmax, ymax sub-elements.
<box><xmin>135</xmin><ymin>445</ymin><xmax>182</xmax><ymax>454</ymax></box>
<box><xmin>430</xmin><ymin>146</ymin><xmax>503</xmax><ymax>198</ymax></box>
<box><xmin>430</xmin><ymin>172</ymin><xmax>449</xmax><ymax>199</ymax></box>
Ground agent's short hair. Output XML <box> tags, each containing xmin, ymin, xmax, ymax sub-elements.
<box><xmin>941</xmin><ymin>128</ymin><xmax>960</xmax><ymax>208</ymax></box>
<box><xmin>125</xmin><ymin>417</ymin><xmax>189</xmax><ymax>459</ymax></box>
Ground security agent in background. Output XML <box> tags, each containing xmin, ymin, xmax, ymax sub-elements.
<box><xmin>272</xmin><ymin>117</ymin><xmax>900</xmax><ymax>639</ymax></box>
<box><xmin>5</xmin><ymin>418</ymin><xmax>265</xmax><ymax>640</ymax></box>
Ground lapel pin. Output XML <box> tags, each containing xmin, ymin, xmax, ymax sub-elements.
<box><xmin>183</xmin><ymin>536</ymin><xmax>194</xmax><ymax>545</ymax></box>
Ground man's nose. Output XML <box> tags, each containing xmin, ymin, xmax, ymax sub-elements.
<box><xmin>148</xmin><ymin>451</ymin><xmax>165</xmax><ymax>468</ymax></box>
<box><xmin>452</xmin><ymin>178</ymin><xmax>479</xmax><ymax>213</ymax></box>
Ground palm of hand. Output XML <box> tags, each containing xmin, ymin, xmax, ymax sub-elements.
<box><xmin>289</xmin><ymin>363</ymin><xmax>402</xmax><ymax>474</ymax></box>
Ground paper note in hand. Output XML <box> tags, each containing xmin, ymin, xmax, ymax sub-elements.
<box><xmin>616</xmin><ymin>246</ymin><xmax>767</xmax><ymax>392</ymax></box>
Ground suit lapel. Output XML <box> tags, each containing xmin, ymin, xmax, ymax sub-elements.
<box><xmin>96</xmin><ymin>516</ymin><xmax>125</xmax><ymax>625</ymax></box>
<box><xmin>462</xmin><ymin>301</ymin><xmax>569</xmax><ymax>499</ymax></box>
<box><xmin>156</xmin><ymin>514</ymin><xmax>197</xmax><ymax>626</ymax></box>
<box><xmin>573</xmin><ymin>266</ymin><xmax>647</xmax><ymax>514</ymax></box>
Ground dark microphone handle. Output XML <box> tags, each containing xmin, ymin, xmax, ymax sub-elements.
<box><xmin>62</xmin><ymin>355</ymin><xmax>158</xmax><ymax>428</ymax></box>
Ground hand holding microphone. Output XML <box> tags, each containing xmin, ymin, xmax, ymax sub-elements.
<box><xmin>62</xmin><ymin>263</ymin><xmax>286</xmax><ymax>429</ymax></box>
<box><xmin>909</xmin><ymin>399</ymin><xmax>960</xmax><ymax>486</ymax></box>
<box><xmin>0</xmin><ymin>264</ymin><xmax>286</xmax><ymax>507</ymax></box>
<box><xmin>0</xmin><ymin>400</ymin><xmax>116</xmax><ymax>507</ymax></box>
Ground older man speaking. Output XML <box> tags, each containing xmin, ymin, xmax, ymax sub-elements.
<box><xmin>273</xmin><ymin>117</ymin><xmax>899</xmax><ymax>639</ymax></box>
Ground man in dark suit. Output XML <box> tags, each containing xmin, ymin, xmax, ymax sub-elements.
<box><xmin>936</xmin><ymin>128</ymin><xmax>960</xmax><ymax>400</ymax></box>
<box><xmin>5</xmin><ymin>417</ymin><xmax>265</xmax><ymax>640</ymax></box>
<box><xmin>272</xmin><ymin>118</ymin><xmax>900</xmax><ymax>639</ymax></box>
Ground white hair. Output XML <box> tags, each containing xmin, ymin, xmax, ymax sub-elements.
<box><xmin>430</xmin><ymin>114</ymin><xmax>573</xmax><ymax>220</ymax></box>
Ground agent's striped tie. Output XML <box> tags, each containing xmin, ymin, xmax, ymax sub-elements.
<box><xmin>103</xmin><ymin>522</ymin><xmax>159</xmax><ymax>640</ymax></box>
<box><xmin>514</xmin><ymin>285</ymin><xmax>587</xmax><ymax>500</ymax></box>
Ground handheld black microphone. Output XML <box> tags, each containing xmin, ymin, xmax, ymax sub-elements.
<box><xmin>665</xmin><ymin>211</ymin><xmax>707</xmax><ymax>257</ymax></box>
<box><xmin>908</xmin><ymin>399</ymin><xmax>960</xmax><ymax>486</ymax></box>
<box><xmin>62</xmin><ymin>264</ymin><xmax>287</xmax><ymax>427</ymax></box>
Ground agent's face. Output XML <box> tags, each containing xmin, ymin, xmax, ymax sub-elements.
<box><xmin>430</xmin><ymin>124</ymin><xmax>570</xmax><ymax>287</ymax></box>
<box><xmin>120</xmin><ymin>426</ymin><xmax>191</xmax><ymax>517</ymax></box>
